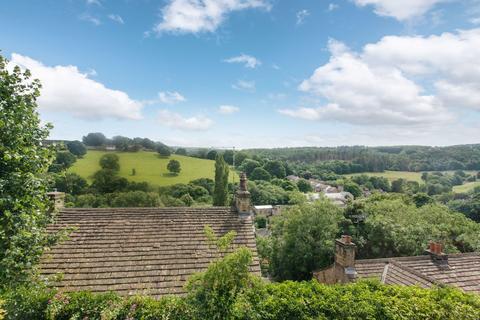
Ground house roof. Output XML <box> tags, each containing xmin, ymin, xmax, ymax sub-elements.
<box><xmin>355</xmin><ymin>252</ymin><xmax>480</xmax><ymax>293</ymax></box>
<box><xmin>40</xmin><ymin>207</ymin><xmax>260</xmax><ymax>298</ymax></box>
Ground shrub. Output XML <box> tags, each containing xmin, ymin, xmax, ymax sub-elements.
<box><xmin>255</xmin><ymin>215</ymin><xmax>267</xmax><ymax>229</ymax></box>
<box><xmin>1</xmin><ymin>284</ymin><xmax>56</xmax><ymax>320</ymax></box>
<box><xmin>296</xmin><ymin>179</ymin><xmax>312</xmax><ymax>193</ymax></box>
<box><xmin>99</xmin><ymin>154</ymin><xmax>120</xmax><ymax>171</ymax></box>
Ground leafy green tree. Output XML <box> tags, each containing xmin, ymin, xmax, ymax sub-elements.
<box><xmin>222</xmin><ymin>150</ymin><xmax>234</xmax><ymax>165</ymax></box>
<box><xmin>263</xmin><ymin>160</ymin><xmax>286</xmax><ymax>179</ymax></box>
<box><xmin>190</xmin><ymin>178</ymin><xmax>215</xmax><ymax>195</ymax></box>
<box><xmin>412</xmin><ymin>192</ymin><xmax>433</xmax><ymax>207</ymax></box>
<box><xmin>206</xmin><ymin>150</ymin><xmax>218</xmax><ymax>160</ymax></box>
<box><xmin>66</xmin><ymin>140</ymin><xmax>86</xmax><ymax>157</ymax></box>
<box><xmin>91</xmin><ymin>169</ymin><xmax>128</xmax><ymax>194</ymax></box>
<box><xmin>234</xmin><ymin>152</ymin><xmax>248</xmax><ymax>167</ymax></box>
<box><xmin>51</xmin><ymin>151</ymin><xmax>76</xmax><ymax>171</ymax></box>
<box><xmin>250</xmin><ymin>167</ymin><xmax>271</xmax><ymax>181</ymax></box>
<box><xmin>111</xmin><ymin>135</ymin><xmax>132</xmax><ymax>151</ymax></box>
<box><xmin>0</xmin><ymin>54</ymin><xmax>56</xmax><ymax>287</ymax></box>
<box><xmin>239</xmin><ymin>159</ymin><xmax>261</xmax><ymax>176</ymax></box>
<box><xmin>53</xmin><ymin>172</ymin><xmax>88</xmax><ymax>195</ymax></box>
<box><xmin>343</xmin><ymin>181</ymin><xmax>362</xmax><ymax>198</ymax></box>
<box><xmin>156</xmin><ymin>144</ymin><xmax>171</xmax><ymax>157</ymax></box>
<box><xmin>269</xmin><ymin>200</ymin><xmax>344</xmax><ymax>281</ymax></box>
<box><xmin>175</xmin><ymin>147</ymin><xmax>187</xmax><ymax>156</ymax></box>
<box><xmin>248</xmin><ymin>181</ymin><xmax>290</xmax><ymax>205</ymax></box>
<box><xmin>167</xmin><ymin>159</ymin><xmax>181</xmax><ymax>175</ymax></box>
<box><xmin>186</xmin><ymin>226</ymin><xmax>255</xmax><ymax>320</ymax></box>
<box><xmin>82</xmin><ymin>132</ymin><xmax>107</xmax><ymax>147</ymax></box>
<box><xmin>297</xmin><ymin>179</ymin><xmax>313</xmax><ymax>193</ymax></box>
<box><xmin>391</xmin><ymin>178</ymin><xmax>406</xmax><ymax>193</ymax></box>
<box><xmin>99</xmin><ymin>153</ymin><xmax>120</xmax><ymax>171</ymax></box>
<box><xmin>213</xmin><ymin>154</ymin><xmax>229</xmax><ymax>206</ymax></box>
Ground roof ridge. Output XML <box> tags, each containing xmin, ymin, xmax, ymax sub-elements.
<box><xmin>356</xmin><ymin>251</ymin><xmax>480</xmax><ymax>265</ymax></box>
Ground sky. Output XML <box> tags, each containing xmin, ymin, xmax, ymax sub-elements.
<box><xmin>1</xmin><ymin>0</ymin><xmax>480</xmax><ymax>149</ymax></box>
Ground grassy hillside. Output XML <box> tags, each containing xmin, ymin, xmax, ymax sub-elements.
<box><xmin>453</xmin><ymin>181</ymin><xmax>480</xmax><ymax>193</ymax></box>
<box><xmin>69</xmin><ymin>150</ymin><xmax>238</xmax><ymax>187</ymax></box>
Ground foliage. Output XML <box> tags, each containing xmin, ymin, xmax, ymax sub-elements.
<box><xmin>186</xmin><ymin>226</ymin><xmax>254</xmax><ymax>320</ymax></box>
<box><xmin>250</xmin><ymin>167</ymin><xmax>271</xmax><ymax>181</ymax></box>
<box><xmin>233</xmin><ymin>280</ymin><xmax>480</xmax><ymax>320</ymax></box>
<box><xmin>175</xmin><ymin>147</ymin><xmax>187</xmax><ymax>155</ymax></box>
<box><xmin>346</xmin><ymin>196</ymin><xmax>480</xmax><ymax>259</ymax></box>
<box><xmin>248</xmin><ymin>181</ymin><xmax>290</xmax><ymax>205</ymax></box>
<box><xmin>254</xmin><ymin>215</ymin><xmax>267</xmax><ymax>229</ymax></box>
<box><xmin>52</xmin><ymin>172</ymin><xmax>88</xmax><ymax>195</ymax></box>
<box><xmin>239</xmin><ymin>159</ymin><xmax>261</xmax><ymax>176</ymax></box>
<box><xmin>206</xmin><ymin>150</ymin><xmax>217</xmax><ymax>160</ymax></box>
<box><xmin>99</xmin><ymin>153</ymin><xmax>120</xmax><ymax>171</ymax></box>
<box><xmin>0</xmin><ymin>54</ymin><xmax>57</xmax><ymax>287</ymax></box>
<box><xmin>49</xmin><ymin>151</ymin><xmax>76</xmax><ymax>172</ymax></box>
<box><xmin>263</xmin><ymin>160</ymin><xmax>286</xmax><ymax>179</ymax></box>
<box><xmin>156</xmin><ymin>144</ymin><xmax>171</xmax><ymax>157</ymax></box>
<box><xmin>343</xmin><ymin>180</ymin><xmax>363</xmax><ymax>198</ymax></box>
<box><xmin>91</xmin><ymin>169</ymin><xmax>129</xmax><ymax>194</ymax></box>
<box><xmin>82</xmin><ymin>132</ymin><xmax>107</xmax><ymax>147</ymax></box>
<box><xmin>0</xmin><ymin>283</ymin><xmax>56</xmax><ymax>320</ymax></box>
<box><xmin>73</xmin><ymin>191</ymin><xmax>162</xmax><ymax>208</ymax></box>
<box><xmin>269</xmin><ymin>200</ymin><xmax>344</xmax><ymax>281</ymax></box>
<box><xmin>65</xmin><ymin>140</ymin><xmax>86</xmax><ymax>157</ymax></box>
<box><xmin>213</xmin><ymin>154</ymin><xmax>229</xmax><ymax>206</ymax></box>
<box><xmin>0</xmin><ymin>299</ymin><xmax>3</xmax><ymax>320</ymax></box>
<box><xmin>447</xmin><ymin>187</ymin><xmax>480</xmax><ymax>222</ymax></box>
<box><xmin>167</xmin><ymin>159</ymin><xmax>181</xmax><ymax>175</ymax></box>
<box><xmin>296</xmin><ymin>179</ymin><xmax>312</xmax><ymax>193</ymax></box>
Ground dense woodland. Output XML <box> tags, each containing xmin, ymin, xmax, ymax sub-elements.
<box><xmin>246</xmin><ymin>145</ymin><xmax>480</xmax><ymax>173</ymax></box>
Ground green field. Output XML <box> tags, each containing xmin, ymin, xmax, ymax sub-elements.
<box><xmin>453</xmin><ymin>181</ymin><xmax>480</xmax><ymax>193</ymax></box>
<box><xmin>69</xmin><ymin>150</ymin><xmax>238</xmax><ymax>187</ymax></box>
<box><xmin>346</xmin><ymin>171</ymin><xmax>424</xmax><ymax>183</ymax></box>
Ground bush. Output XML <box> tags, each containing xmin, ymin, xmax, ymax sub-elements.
<box><xmin>296</xmin><ymin>179</ymin><xmax>312</xmax><ymax>193</ymax></box>
<box><xmin>66</xmin><ymin>141</ymin><xmax>86</xmax><ymax>157</ymax></box>
<box><xmin>167</xmin><ymin>159</ymin><xmax>181</xmax><ymax>175</ymax></box>
<box><xmin>1</xmin><ymin>284</ymin><xmax>56</xmax><ymax>320</ymax></box>
<box><xmin>157</xmin><ymin>144</ymin><xmax>171</xmax><ymax>157</ymax></box>
<box><xmin>255</xmin><ymin>215</ymin><xmax>267</xmax><ymax>229</ymax></box>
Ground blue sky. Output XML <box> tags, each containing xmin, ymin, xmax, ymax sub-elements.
<box><xmin>1</xmin><ymin>0</ymin><xmax>480</xmax><ymax>148</ymax></box>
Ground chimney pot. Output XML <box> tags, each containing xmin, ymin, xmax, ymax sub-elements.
<box><xmin>341</xmin><ymin>235</ymin><xmax>352</xmax><ymax>244</ymax></box>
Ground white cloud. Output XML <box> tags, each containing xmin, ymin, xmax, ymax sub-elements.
<box><xmin>158</xmin><ymin>110</ymin><xmax>213</xmax><ymax>130</ymax></box>
<box><xmin>296</xmin><ymin>9</ymin><xmax>310</xmax><ymax>25</ymax></box>
<box><xmin>328</xmin><ymin>3</ymin><xmax>339</xmax><ymax>12</ymax></box>
<box><xmin>80</xmin><ymin>13</ymin><xmax>101</xmax><ymax>25</ymax></box>
<box><xmin>108</xmin><ymin>14</ymin><xmax>124</xmax><ymax>24</ymax></box>
<box><xmin>224</xmin><ymin>54</ymin><xmax>261</xmax><ymax>68</ymax></box>
<box><xmin>86</xmin><ymin>0</ymin><xmax>101</xmax><ymax>5</ymax></box>
<box><xmin>232</xmin><ymin>80</ymin><xmax>256</xmax><ymax>92</ymax></box>
<box><xmin>154</xmin><ymin>0</ymin><xmax>271</xmax><ymax>34</ymax></box>
<box><xmin>471</xmin><ymin>17</ymin><xmax>480</xmax><ymax>24</ymax></box>
<box><xmin>158</xmin><ymin>91</ymin><xmax>186</xmax><ymax>104</ymax></box>
<box><xmin>9</xmin><ymin>54</ymin><xmax>143</xmax><ymax>120</ymax></box>
<box><xmin>353</xmin><ymin>0</ymin><xmax>447</xmax><ymax>20</ymax></box>
<box><xmin>218</xmin><ymin>105</ymin><xmax>240</xmax><ymax>114</ymax></box>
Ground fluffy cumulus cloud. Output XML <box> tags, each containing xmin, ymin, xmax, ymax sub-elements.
<box><xmin>353</xmin><ymin>0</ymin><xmax>447</xmax><ymax>20</ymax></box>
<box><xmin>224</xmin><ymin>54</ymin><xmax>261</xmax><ymax>68</ymax></box>
<box><xmin>154</xmin><ymin>0</ymin><xmax>271</xmax><ymax>34</ymax></box>
<box><xmin>218</xmin><ymin>105</ymin><xmax>239</xmax><ymax>114</ymax></box>
<box><xmin>280</xmin><ymin>29</ymin><xmax>480</xmax><ymax>126</ymax></box>
<box><xmin>10</xmin><ymin>54</ymin><xmax>143</xmax><ymax>120</ymax></box>
<box><xmin>158</xmin><ymin>109</ymin><xmax>213</xmax><ymax>130</ymax></box>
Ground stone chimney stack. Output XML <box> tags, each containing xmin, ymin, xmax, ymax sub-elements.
<box><xmin>425</xmin><ymin>241</ymin><xmax>449</xmax><ymax>267</ymax></box>
<box><xmin>235</xmin><ymin>172</ymin><xmax>252</xmax><ymax>216</ymax></box>
<box><xmin>334</xmin><ymin>235</ymin><xmax>357</xmax><ymax>283</ymax></box>
<box><xmin>47</xmin><ymin>191</ymin><xmax>65</xmax><ymax>211</ymax></box>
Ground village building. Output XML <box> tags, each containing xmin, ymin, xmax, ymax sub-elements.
<box><xmin>40</xmin><ymin>174</ymin><xmax>260</xmax><ymax>298</ymax></box>
<box><xmin>314</xmin><ymin>235</ymin><xmax>480</xmax><ymax>293</ymax></box>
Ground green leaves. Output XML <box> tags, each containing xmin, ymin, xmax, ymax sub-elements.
<box><xmin>0</xmin><ymin>53</ymin><xmax>55</xmax><ymax>288</ymax></box>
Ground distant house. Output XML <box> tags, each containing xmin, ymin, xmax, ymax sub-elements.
<box><xmin>306</xmin><ymin>191</ymin><xmax>353</xmax><ymax>207</ymax></box>
<box><xmin>105</xmin><ymin>145</ymin><xmax>116</xmax><ymax>151</ymax></box>
<box><xmin>40</xmin><ymin>174</ymin><xmax>260</xmax><ymax>298</ymax></box>
<box><xmin>314</xmin><ymin>236</ymin><xmax>480</xmax><ymax>294</ymax></box>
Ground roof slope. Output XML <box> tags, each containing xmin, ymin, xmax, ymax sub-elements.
<box><xmin>355</xmin><ymin>252</ymin><xmax>480</xmax><ymax>293</ymax></box>
<box><xmin>40</xmin><ymin>207</ymin><xmax>260</xmax><ymax>298</ymax></box>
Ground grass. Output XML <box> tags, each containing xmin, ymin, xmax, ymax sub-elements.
<box><xmin>453</xmin><ymin>181</ymin><xmax>480</xmax><ymax>193</ymax></box>
<box><xmin>346</xmin><ymin>171</ymin><xmax>424</xmax><ymax>183</ymax></box>
<box><xmin>69</xmin><ymin>150</ymin><xmax>238</xmax><ymax>187</ymax></box>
